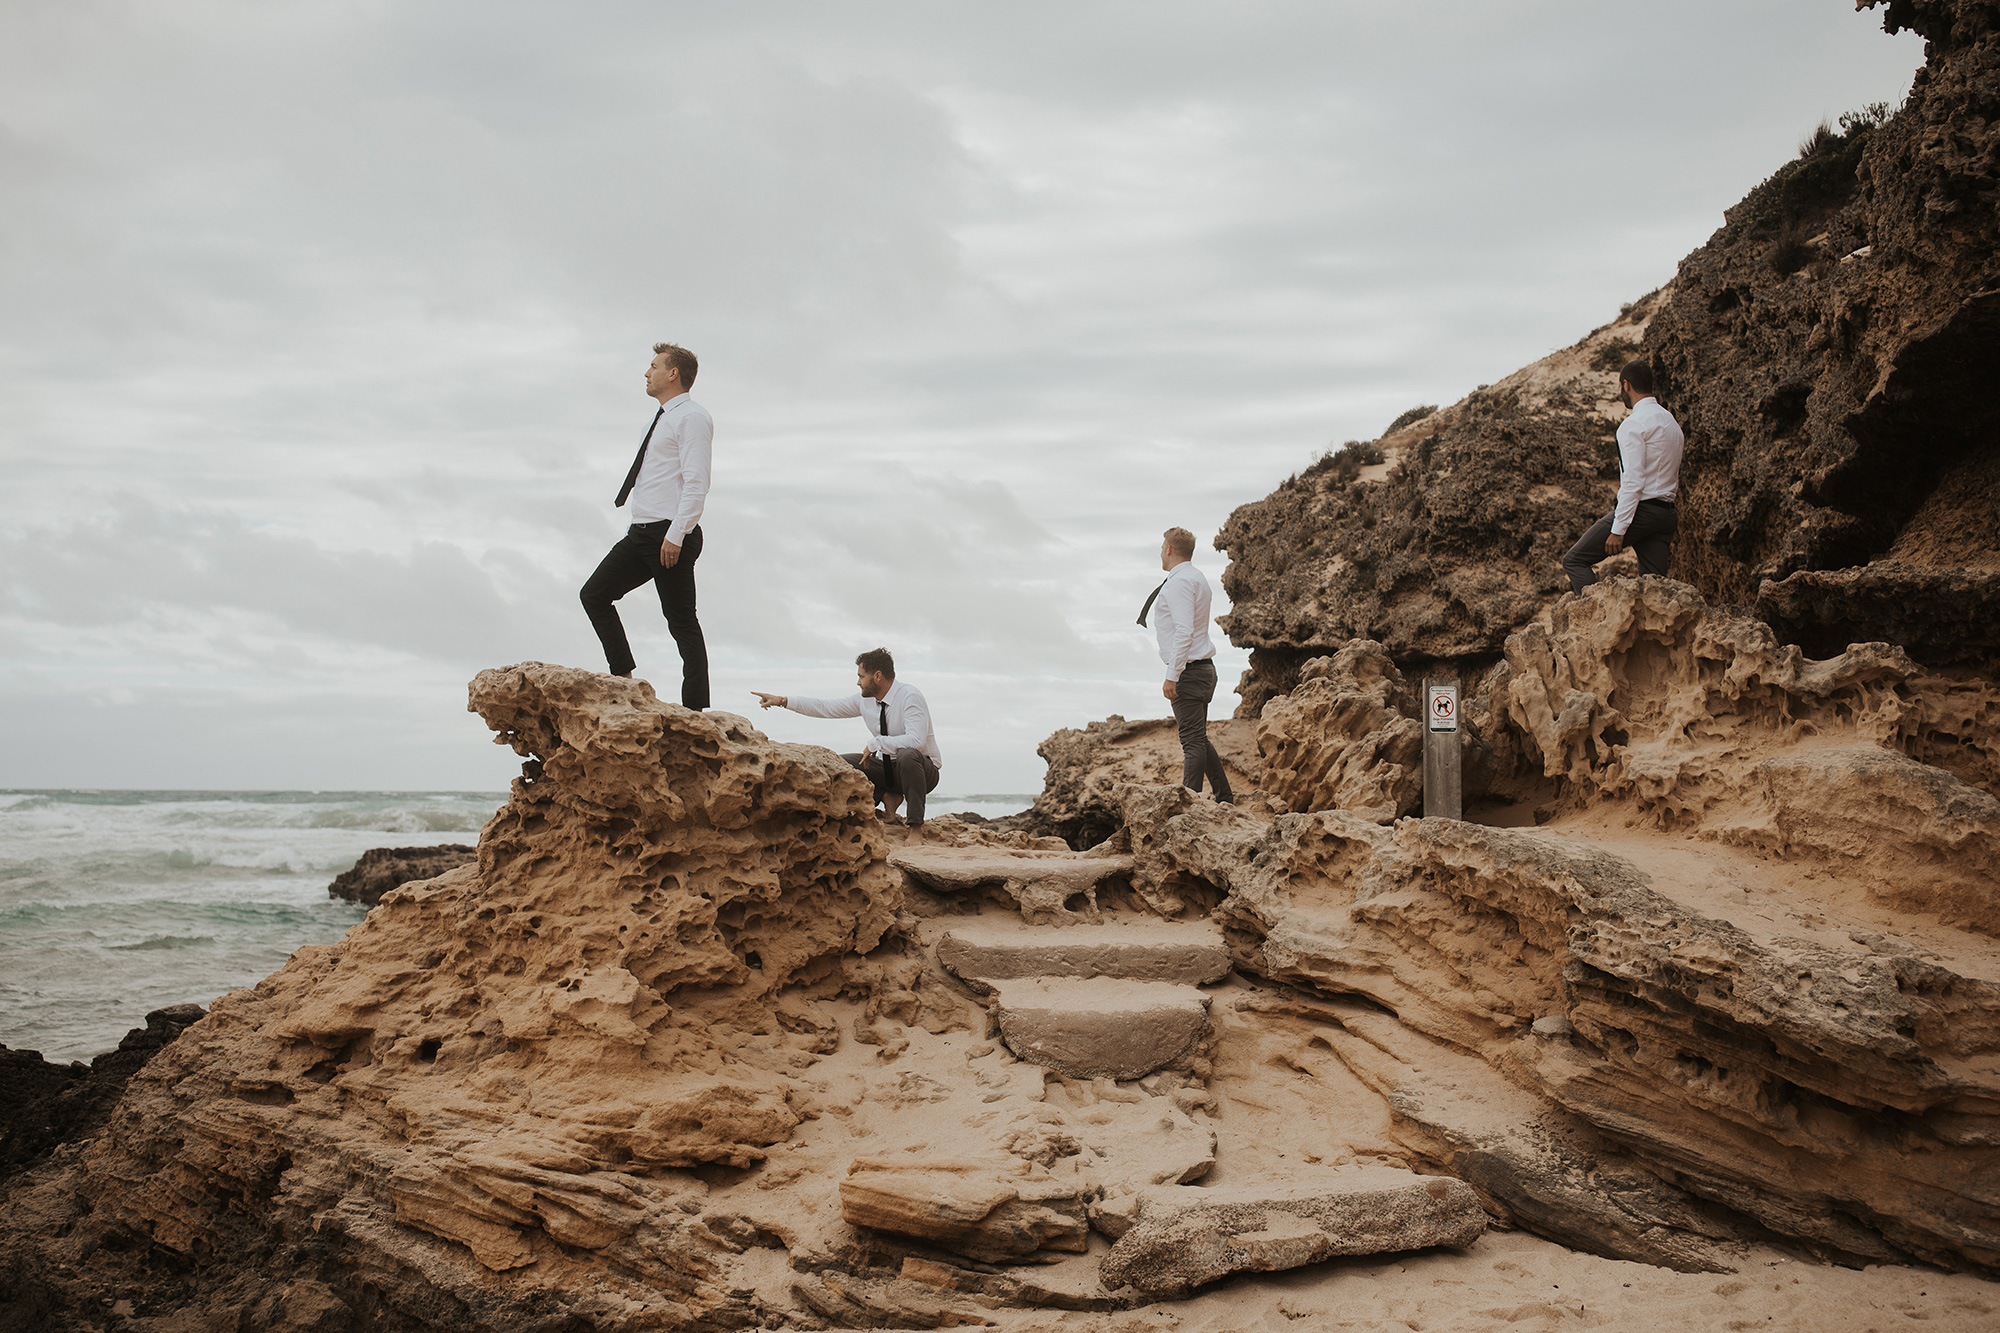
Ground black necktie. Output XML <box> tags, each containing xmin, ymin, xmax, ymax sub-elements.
<box><xmin>1137</xmin><ymin>579</ymin><xmax>1167</xmax><ymax>627</ymax></box>
<box><xmin>614</xmin><ymin>407</ymin><xmax>665</xmax><ymax>508</ymax></box>
<box><xmin>878</xmin><ymin>700</ymin><xmax>890</xmax><ymax>739</ymax></box>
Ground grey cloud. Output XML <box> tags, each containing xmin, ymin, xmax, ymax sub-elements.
<box><xmin>0</xmin><ymin>503</ymin><xmax>562</xmax><ymax>667</ymax></box>
<box><xmin>0</xmin><ymin>1</ymin><xmax>1926</xmax><ymax>788</ymax></box>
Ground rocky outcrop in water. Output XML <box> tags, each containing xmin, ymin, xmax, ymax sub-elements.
<box><xmin>326</xmin><ymin>844</ymin><xmax>478</xmax><ymax>906</ymax></box>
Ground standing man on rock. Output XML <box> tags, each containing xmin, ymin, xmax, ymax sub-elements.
<box><xmin>1562</xmin><ymin>360</ymin><xmax>1685</xmax><ymax>593</ymax></box>
<box><xmin>580</xmin><ymin>342</ymin><xmax>712</xmax><ymax>708</ymax></box>
<box><xmin>1141</xmin><ymin>527</ymin><xmax>1234</xmax><ymax>804</ymax></box>
<box><xmin>751</xmin><ymin>648</ymin><xmax>942</xmax><ymax>844</ymax></box>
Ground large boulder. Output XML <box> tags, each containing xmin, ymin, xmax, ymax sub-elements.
<box><xmin>1254</xmin><ymin>639</ymin><xmax>1425</xmax><ymax>821</ymax></box>
<box><xmin>1025</xmin><ymin>714</ymin><xmax>1263</xmax><ymax>848</ymax></box>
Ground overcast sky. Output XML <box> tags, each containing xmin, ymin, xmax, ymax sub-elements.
<box><xmin>0</xmin><ymin>1</ymin><xmax>1921</xmax><ymax>794</ymax></box>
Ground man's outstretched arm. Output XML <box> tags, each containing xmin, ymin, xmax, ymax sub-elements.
<box><xmin>752</xmin><ymin>691</ymin><xmax>863</xmax><ymax>719</ymax></box>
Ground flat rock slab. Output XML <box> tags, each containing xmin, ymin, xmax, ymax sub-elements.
<box><xmin>1099</xmin><ymin>1167</ymin><xmax>1487</xmax><ymax>1297</ymax></box>
<box><xmin>993</xmin><ymin>978</ymin><xmax>1209</xmax><ymax>1080</ymax></box>
<box><xmin>840</xmin><ymin>1157</ymin><xmax>1089</xmax><ymax>1262</ymax></box>
<box><xmin>938</xmin><ymin>919</ymin><xmax>1231</xmax><ymax>992</ymax></box>
<box><xmin>892</xmin><ymin>848</ymin><xmax>1135</xmax><ymax>924</ymax></box>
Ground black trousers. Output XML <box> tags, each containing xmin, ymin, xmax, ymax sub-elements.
<box><xmin>1562</xmin><ymin>499</ymin><xmax>1678</xmax><ymax>593</ymax></box>
<box><xmin>842</xmin><ymin>750</ymin><xmax>941</xmax><ymax>827</ymax></box>
<box><xmin>579</xmin><ymin>522</ymin><xmax>710</xmax><ymax>708</ymax></box>
<box><xmin>1171</xmin><ymin>658</ymin><xmax>1234</xmax><ymax>802</ymax></box>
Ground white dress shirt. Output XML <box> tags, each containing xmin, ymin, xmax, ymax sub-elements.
<box><xmin>629</xmin><ymin>393</ymin><xmax>714</xmax><ymax>545</ymax></box>
<box><xmin>1153</xmin><ymin>561</ymin><xmax>1218</xmax><ymax>682</ymax></box>
<box><xmin>785</xmin><ymin>679</ymin><xmax>943</xmax><ymax>767</ymax></box>
<box><xmin>1612</xmin><ymin>396</ymin><xmax>1685</xmax><ymax>535</ymax></box>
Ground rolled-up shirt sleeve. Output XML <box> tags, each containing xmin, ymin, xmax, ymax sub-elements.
<box><xmin>667</xmin><ymin>413</ymin><xmax>712</xmax><ymax>546</ymax></box>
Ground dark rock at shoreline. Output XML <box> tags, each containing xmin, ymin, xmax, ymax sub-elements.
<box><xmin>326</xmin><ymin>844</ymin><xmax>476</xmax><ymax>906</ymax></box>
<box><xmin>0</xmin><ymin>1004</ymin><xmax>205</xmax><ymax>1175</ymax></box>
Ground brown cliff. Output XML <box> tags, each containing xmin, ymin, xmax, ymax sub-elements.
<box><xmin>1216</xmin><ymin>0</ymin><xmax>2000</xmax><ymax>707</ymax></box>
<box><xmin>1216</xmin><ymin>296</ymin><xmax>1657</xmax><ymax>713</ymax></box>
<box><xmin>1649</xmin><ymin>0</ymin><xmax>2000</xmax><ymax>670</ymax></box>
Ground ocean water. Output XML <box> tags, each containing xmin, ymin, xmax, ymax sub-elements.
<box><xmin>0</xmin><ymin>790</ymin><xmax>505</xmax><ymax>1063</ymax></box>
<box><xmin>0</xmin><ymin>788</ymin><xmax>1033</xmax><ymax>1063</ymax></box>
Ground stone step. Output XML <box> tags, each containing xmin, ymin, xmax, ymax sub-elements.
<box><xmin>891</xmin><ymin>846</ymin><xmax>1132</xmax><ymax>921</ymax></box>
<box><xmin>1098</xmin><ymin>1166</ymin><xmax>1487</xmax><ymax>1297</ymax></box>
<box><xmin>992</xmin><ymin>977</ymin><xmax>1209</xmax><ymax>1081</ymax></box>
<box><xmin>937</xmin><ymin>919</ymin><xmax>1230</xmax><ymax>993</ymax></box>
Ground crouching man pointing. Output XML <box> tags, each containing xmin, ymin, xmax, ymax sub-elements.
<box><xmin>752</xmin><ymin>648</ymin><xmax>942</xmax><ymax>844</ymax></box>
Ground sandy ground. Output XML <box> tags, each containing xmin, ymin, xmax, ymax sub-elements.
<box><xmin>991</xmin><ymin>1230</ymin><xmax>2000</xmax><ymax>1332</ymax></box>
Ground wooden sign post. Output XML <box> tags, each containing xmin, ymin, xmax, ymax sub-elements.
<box><xmin>1423</xmin><ymin>678</ymin><xmax>1462</xmax><ymax>821</ymax></box>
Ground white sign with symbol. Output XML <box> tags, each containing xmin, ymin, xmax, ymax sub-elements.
<box><xmin>1427</xmin><ymin>685</ymin><xmax>1458</xmax><ymax>733</ymax></box>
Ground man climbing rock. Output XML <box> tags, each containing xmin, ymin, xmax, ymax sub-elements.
<box><xmin>1562</xmin><ymin>360</ymin><xmax>1684</xmax><ymax>593</ymax></box>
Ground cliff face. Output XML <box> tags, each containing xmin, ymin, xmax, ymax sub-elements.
<box><xmin>1652</xmin><ymin>0</ymin><xmax>2000</xmax><ymax>668</ymax></box>
<box><xmin>1217</xmin><ymin>0</ymin><xmax>2000</xmax><ymax>702</ymax></box>
<box><xmin>1216</xmin><ymin>296</ymin><xmax>1658</xmax><ymax>713</ymax></box>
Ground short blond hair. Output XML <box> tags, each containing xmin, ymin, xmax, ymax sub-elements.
<box><xmin>1162</xmin><ymin>527</ymin><xmax>1197</xmax><ymax>559</ymax></box>
<box><xmin>652</xmin><ymin>342</ymin><xmax>698</xmax><ymax>389</ymax></box>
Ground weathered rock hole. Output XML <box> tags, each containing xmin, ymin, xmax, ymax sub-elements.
<box><xmin>417</xmin><ymin>1039</ymin><xmax>441</xmax><ymax>1063</ymax></box>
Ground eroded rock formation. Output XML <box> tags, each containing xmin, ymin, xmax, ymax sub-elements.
<box><xmin>1084</xmin><ymin>578</ymin><xmax>2000</xmax><ymax>1275</ymax></box>
<box><xmin>3</xmin><ymin>666</ymin><xmax>911</xmax><ymax>1330</ymax></box>
<box><xmin>1026</xmin><ymin>713</ymin><xmax>1264</xmax><ymax>847</ymax></box>
<box><xmin>7</xmin><ymin>6</ymin><xmax>2000</xmax><ymax>1328</ymax></box>
<box><xmin>7</xmin><ymin>576</ymin><xmax>2000</xmax><ymax>1328</ymax></box>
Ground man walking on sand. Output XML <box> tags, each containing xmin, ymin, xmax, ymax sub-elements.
<box><xmin>1562</xmin><ymin>360</ymin><xmax>1684</xmax><ymax>593</ymax></box>
<box><xmin>1140</xmin><ymin>527</ymin><xmax>1234</xmax><ymax>804</ymax></box>
<box><xmin>579</xmin><ymin>342</ymin><xmax>713</xmax><ymax>708</ymax></box>
<box><xmin>752</xmin><ymin>648</ymin><xmax>942</xmax><ymax>845</ymax></box>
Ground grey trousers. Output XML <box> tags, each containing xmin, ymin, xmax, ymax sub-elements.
<box><xmin>1171</xmin><ymin>659</ymin><xmax>1234</xmax><ymax>802</ymax></box>
<box><xmin>843</xmin><ymin>750</ymin><xmax>941</xmax><ymax>827</ymax></box>
<box><xmin>1562</xmin><ymin>499</ymin><xmax>1678</xmax><ymax>593</ymax></box>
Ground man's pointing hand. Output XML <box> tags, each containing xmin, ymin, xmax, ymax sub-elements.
<box><xmin>751</xmin><ymin>692</ymin><xmax>785</xmax><ymax>710</ymax></box>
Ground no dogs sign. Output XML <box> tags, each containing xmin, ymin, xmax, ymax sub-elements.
<box><xmin>1427</xmin><ymin>684</ymin><xmax>1459</xmax><ymax>733</ymax></box>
